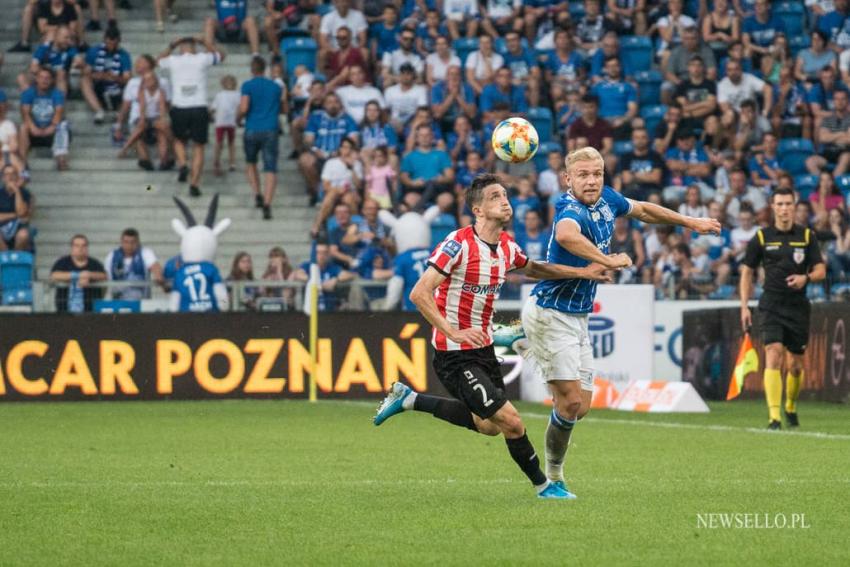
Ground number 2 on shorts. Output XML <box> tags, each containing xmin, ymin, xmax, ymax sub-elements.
<box><xmin>464</xmin><ymin>370</ymin><xmax>493</xmax><ymax>408</ymax></box>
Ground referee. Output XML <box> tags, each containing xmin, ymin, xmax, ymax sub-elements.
<box><xmin>740</xmin><ymin>187</ymin><xmax>826</xmax><ymax>430</ymax></box>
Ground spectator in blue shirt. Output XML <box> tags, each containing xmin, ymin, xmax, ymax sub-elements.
<box><xmin>80</xmin><ymin>27</ymin><xmax>132</xmax><ymax>124</ymax></box>
<box><xmin>817</xmin><ymin>0</ymin><xmax>850</xmax><ymax>52</ymax></box>
<box><xmin>21</xmin><ymin>25</ymin><xmax>80</xmax><ymax>94</ymax></box>
<box><xmin>429</xmin><ymin>192</ymin><xmax>459</xmax><ymax>249</ymax></box>
<box><xmin>415</xmin><ymin>9</ymin><xmax>448</xmax><ymax>57</ymax></box>
<box><xmin>239</xmin><ymin>56</ymin><xmax>284</xmax><ymax>220</ymax></box>
<box><xmin>399</xmin><ymin>124</ymin><xmax>454</xmax><ymax>209</ymax></box>
<box><xmin>372</xmin><ymin>4</ymin><xmax>401</xmax><ymax>59</ymax></box>
<box><xmin>543</xmin><ymin>29</ymin><xmax>585</xmax><ymax>102</ymax></box>
<box><xmin>446</xmin><ymin>114</ymin><xmax>482</xmax><ymax>164</ymax></box>
<box><xmin>293</xmin><ymin>242</ymin><xmax>354</xmax><ymax>312</ymax></box>
<box><xmin>455</xmin><ymin>150</ymin><xmax>486</xmax><ymax>202</ymax></box>
<box><xmin>20</xmin><ymin>67</ymin><xmax>71</xmax><ymax>170</ymax></box>
<box><xmin>589</xmin><ymin>31</ymin><xmax>632</xmax><ymax>82</ymax></box>
<box><xmin>662</xmin><ymin>129</ymin><xmax>712</xmax><ymax>205</ymax></box>
<box><xmin>300</xmin><ymin>92</ymin><xmax>359</xmax><ymax>202</ymax></box>
<box><xmin>360</xmin><ymin>100</ymin><xmax>399</xmax><ymax>164</ymax></box>
<box><xmin>590</xmin><ymin>57</ymin><xmax>637</xmax><ymax>139</ymax></box>
<box><xmin>431</xmin><ymin>65</ymin><xmax>478</xmax><ymax>134</ymax></box>
<box><xmin>747</xmin><ymin>132</ymin><xmax>780</xmax><ymax>190</ymax></box>
<box><xmin>808</xmin><ymin>65</ymin><xmax>849</xmax><ymax>132</ymax></box>
<box><xmin>515</xmin><ymin>209</ymin><xmax>550</xmax><ymax>262</ymax></box>
<box><xmin>509</xmin><ymin>177</ymin><xmax>541</xmax><ymax>235</ymax></box>
<box><xmin>501</xmin><ymin>30</ymin><xmax>541</xmax><ymax>107</ymax></box>
<box><xmin>206</xmin><ymin>0</ymin><xmax>261</xmax><ymax>55</ymax></box>
<box><xmin>480</xmin><ymin>67</ymin><xmax>528</xmax><ymax>124</ymax></box>
<box><xmin>741</xmin><ymin>0</ymin><xmax>785</xmax><ymax>67</ymax></box>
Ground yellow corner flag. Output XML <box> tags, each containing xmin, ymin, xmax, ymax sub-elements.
<box><xmin>727</xmin><ymin>333</ymin><xmax>759</xmax><ymax>400</ymax></box>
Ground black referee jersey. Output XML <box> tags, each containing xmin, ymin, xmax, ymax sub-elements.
<box><xmin>741</xmin><ymin>224</ymin><xmax>822</xmax><ymax>298</ymax></box>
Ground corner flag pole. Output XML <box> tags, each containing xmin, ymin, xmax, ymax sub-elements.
<box><xmin>308</xmin><ymin>263</ymin><xmax>320</xmax><ymax>403</ymax></box>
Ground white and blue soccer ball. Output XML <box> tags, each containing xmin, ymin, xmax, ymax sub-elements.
<box><xmin>491</xmin><ymin>117</ymin><xmax>539</xmax><ymax>164</ymax></box>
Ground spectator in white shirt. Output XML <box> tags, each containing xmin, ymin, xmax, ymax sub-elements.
<box><xmin>157</xmin><ymin>35</ymin><xmax>225</xmax><ymax>197</ymax></box>
<box><xmin>717</xmin><ymin>58</ymin><xmax>772</xmax><ymax>127</ymax></box>
<box><xmin>381</xmin><ymin>28</ymin><xmax>424</xmax><ymax>87</ymax></box>
<box><xmin>0</xmin><ymin>90</ymin><xmax>25</xmax><ymax>176</ymax></box>
<box><xmin>425</xmin><ymin>36</ymin><xmax>461</xmax><ymax>86</ymax></box>
<box><xmin>336</xmin><ymin>65</ymin><xmax>385</xmax><ymax>123</ymax></box>
<box><xmin>211</xmin><ymin>74</ymin><xmax>241</xmax><ymax>176</ymax></box>
<box><xmin>465</xmin><ymin>34</ymin><xmax>503</xmax><ymax>95</ymax></box>
<box><xmin>119</xmin><ymin>71</ymin><xmax>171</xmax><ymax>172</ymax></box>
<box><xmin>480</xmin><ymin>0</ymin><xmax>522</xmax><ymax>39</ymax></box>
<box><xmin>313</xmin><ymin>137</ymin><xmax>364</xmax><ymax>235</ymax></box>
<box><xmin>383</xmin><ymin>63</ymin><xmax>428</xmax><ymax>131</ymax></box>
<box><xmin>443</xmin><ymin>0</ymin><xmax>479</xmax><ymax>40</ymax></box>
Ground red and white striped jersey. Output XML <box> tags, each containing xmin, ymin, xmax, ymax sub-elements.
<box><xmin>427</xmin><ymin>225</ymin><xmax>528</xmax><ymax>351</ymax></box>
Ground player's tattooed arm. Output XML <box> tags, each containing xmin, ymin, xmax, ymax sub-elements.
<box><xmin>555</xmin><ymin>219</ymin><xmax>633</xmax><ymax>269</ymax></box>
<box><xmin>627</xmin><ymin>200</ymin><xmax>721</xmax><ymax>234</ymax></box>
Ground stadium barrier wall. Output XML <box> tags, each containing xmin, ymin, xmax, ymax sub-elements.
<box><xmin>681</xmin><ymin>304</ymin><xmax>850</xmax><ymax>403</ymax></box>
<box><xmin>0</xmin><ymin>312</ymin><xmax>521</xmax><ymax>402</ymax></box>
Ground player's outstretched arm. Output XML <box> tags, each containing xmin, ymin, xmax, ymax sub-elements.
<box><xmin>556</xmin><ymin>219</ymin><xmax>633</xmax><ymax>269</ymax></box>
<box><xmin>409</xmin><ymin>266</ymin><xmax>488</xmax><ymax>348</ymax></box>
<box><xmin>520</xmin><ymin>260</ymin><xmax>612</xmax><ymax>283</ymax></box>
<box><xmin>626</xmin><ymin>200</ymin><xmax>721</xmax><ymax>234</ymax></box>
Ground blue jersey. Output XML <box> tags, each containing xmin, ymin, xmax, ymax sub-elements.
<box><xmin>393</xmin><ymin>248</ymin><xmax>430</xmax><ymax>311</ymax></box>
<box><xmin>174</xmin><ymin>261</ymin><xmax>223</xmax><ymax>312</ymax></box>
<box><xmin>33</xmin><ymin>42</ymin><xmax>78</xmax><ymax>72</ymax></box>
<box><xmin>532</xmin><ymin>186</ymin><xmax>632</xmax><ymax>314</ymax></box>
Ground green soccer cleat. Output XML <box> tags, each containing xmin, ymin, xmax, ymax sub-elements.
<box><xmin>493</xmin><ymin>322</ymin><xmax>525</xmax><ymax>348</ymax></box>
<box><xmin>373</xmin><ymin>382</ymin><xmax>412</xmax><ymax>426</ymax></box>
<box><xmin>767</xmin><ymin>420</ymin><xmax>782</xmax><ymax>431</ymax></box>
<box><xmin>784</xmin><ymin>410</ymin><xmax>799</xmax><ymax>428</ymax></box>
<box><xmin>538</xmin><ymin>481</ymin><xmax>577</xmax><ymax>500</ymax></box>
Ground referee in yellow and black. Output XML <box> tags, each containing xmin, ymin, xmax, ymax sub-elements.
<box><xmin>739</xmin><ymin>187</ymin><xmax>826</xmax><ymax>430</ymax></box>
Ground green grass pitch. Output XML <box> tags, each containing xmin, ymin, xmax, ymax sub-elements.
<box><xmin>1</xmin><ymin>399</ymin><xmax>848</xmax><ymax>565</ymax></box>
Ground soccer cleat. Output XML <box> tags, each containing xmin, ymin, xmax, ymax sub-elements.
<box><xmin>492</xmin><ymin>321</ymin><xmax>525</xmax><ymax>348</ymax></box>
<box><xmin>767</xmin><ymin>420</ymin><xmax>782</xmax><ymax>431</ymax></box>
<box><xmin>373</xmin><ymin>382</ymin><xmax>412</xmax><ymax>426</ymax></box>
<box><xmin>550</xmin><ymin>480</ymin><xmax>578</xmax><ymax>499</ymax></box>
<box><xmin>537</xmin><ymin>481</ymin><xmax>576</xmax><ymax>500</ymax></box>
<box><xmin>784</xmin><ymin>411</ymin><xmax>799</xmax><ymax>428</ymax></box>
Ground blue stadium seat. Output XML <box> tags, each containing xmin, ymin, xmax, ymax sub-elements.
<box><xmin>640</xmin><ymin>104</ymin><xmax>667</xmax><ymax>136</ymax></box>
<box><xmin>281</xmin><ymin>37</ymin><xmax>318</xmax><ymax>76</ymax></box>
<box><xmin>452</xmin><ymin>38</ymin><xmax>479</xmax><ymax>67</ymax></box>
<box><xmin>635</xmin><ymin>70</ymin><xmax>663</xmax><ymax>106</ymax></box>
<box><xmin>527</xmin><ymin>107</ymin><xmax>553</xmax><ymax>143</ymax></box>
<box><xmin>778</xmin><ymin>138</ymin><xmax>815</xmax><ymax>175</ymax></box>
<box><xmin>0</xmin><ymin>251</ymin><xmax>34</xmax><ymax>306</ymax></box>
<box><xmin>534</xmin><ymin>141</ymin><xmax>564</xmax><ymax>172</ymax></box>
<box><xmin>620</xmin><ymin>36</ymin><xmax>654</xmax><ymax>73</ymax></box>
<box><xmin>613</xmin><ymin>140</ymin><xmax>634</xmax><ymax>156</ymax></box>
<box><xmin>775</xmin><ymin>2</ymin><xmax>806</xmax><ymax>38</ymax></box>
<box><xmin>835</xmin><ymin>174</ymin><xmax>850</xmax><ymax>198</ymax></box>
<box><xmin>794</xmin><ymin>174</ymin><xmax>819</xmax><ymax>200</ymax></box>
<box><xmin>789</xmin><ymin>36</ymin><xmax>811</xmax><ymax>59</ymax></box>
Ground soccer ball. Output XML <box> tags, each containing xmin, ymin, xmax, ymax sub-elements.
<box><xmin>491</xmin><ymin>117</ymin><xmax>539</xmax><ymax>163</ymax></box>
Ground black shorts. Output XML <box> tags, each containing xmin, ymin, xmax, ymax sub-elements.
<box><xmin>433</xmin><ymin>345</ymin><xmax>507</xmax><ymax>420</ymax></box>
<box><xmin>215</xmin><ymin>26</ymin><xmax>247</xmax><ymax>44</ymax></box>
<box><xmin>94</xmin><ymin>81</ymin><xmax>123</xmax><ymax>111</ymax></box>
<box><xmin>170</xmin><ymin>107</ymin><xmax>209</xmax><ymax>145</ymax></box>
<box><xmin>759</xmin><ymin>295</ymin><xmax>811</xmax><ymax>355</ymax></box>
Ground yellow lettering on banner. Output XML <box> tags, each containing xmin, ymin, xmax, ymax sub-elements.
<box><xmin>335</xmin><ymin>338</ymin><xmax>381</xmax><ymax>393</ymax></box>
<box><xmin>194</xmin><ymin>339</ymin><xmax>244</xmax><ymax>394</ymax></box>
<box><xmin>100</xmin><ymin>341</ymin><xmax>139</xmax><ymax>395</ymax></box>
<box><xmin>50</xmin><ymin>340</ymin><xmax>98</xmax><ymax>395</ymax></box>
<box><xmin>244</xmin><ymin>339</ymin><xmax>285</xmax><ymax>393</ymax></box>
<box><xmin>383</xmin><ymin>337</ymin><xmax>427</xmax><ymax>391</ymax></box>
<box><xmin>6</xmin><ymin>341</ymin><xmax>49</xmax><ymax>396</ymax></box>
<box><xmin>156</xmin><ymin>340</ymin><xmax>192</xmax><ymax>394</ymax></box>
<box><xmin>288</xmin><ymin>338</ymin><xmax>332</xmax><ymax>393</ymax></box>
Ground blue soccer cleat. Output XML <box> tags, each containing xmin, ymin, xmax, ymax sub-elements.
<box><xmin>493</xmin><ymin>321</ymin><xmax>525</xmax><ymax>348</ymax></box>
<box><xmin>373</xmin><ymin>382</ymin><xmax>412</xmax><ymax>426</ymax></box>
<box><xmin>538</xmin><ymin>480</ymin><xmax>577</xmax><ymax>500</ymax></box>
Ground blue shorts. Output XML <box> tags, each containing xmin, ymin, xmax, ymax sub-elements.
<box><xmin>244</xmin><ymin>130</ymin><xmax>279</xmax><ymax>172</ymax></box>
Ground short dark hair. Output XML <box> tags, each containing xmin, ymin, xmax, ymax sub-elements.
<box><xmin>771</xmin><ymin>186</ymin><xmax>796</xmax><ymax>203</ymax></box>
<box><xmin>121</xmin><ymin>228</ymin><xmax>140</xmax><ymax>240</ymax></box>
<box><xmin>251</xmin><ymin>56</ymin><xmax>266</xmax><ymax>75</ymax></box>
<box><xmin>71</xmin><ymin>234</ymin><xmax>88</xmax><ymax>245</ymax></box>
<box><xmin>674</xmin><ymin>242</ymin><xmax>691</xmax><ymax>258</ymax></box>
<box><xmin>467</xmin><ymin>173</ymin><xmax>502</xmax><ymax>208</ymax></box>
<box><xmin>581</xmin><ymin>94</ymin><xmax>600</xmax><ymax>106</ymax></box>
<box><xmin>740</xmin><ymin>99</ymin><xmax>756</xmax><ymax>110</ymax></box>
<box><xmin>739</xmin><ymin>203</ymin><xmax>755</xmax><ymax>215</ymax></box>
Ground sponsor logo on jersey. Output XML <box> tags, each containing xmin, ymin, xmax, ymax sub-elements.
<box><xmin>442</xmin><ymin>240</ymin><xmax>461</xmax><ymax>258</ymax></box>
<box><xmin>461</xmin><ymin>282</ymin><xmax>503</xmax><ymax>295</ymax></box>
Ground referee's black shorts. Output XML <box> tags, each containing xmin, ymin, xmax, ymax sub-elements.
<box><xmin>170</xmin><ymin>106</ymin><xmax>209</xmax><ymax>145</ymax></box>
<box><xmin>433</xmin><ymin>345</ymin><xmax>507</xmax><ymax>420</ymax></box>
<box><xmin>758</xmin><ymin>294</ymin><xmax>811</xmax><ymax>355</ymax></box>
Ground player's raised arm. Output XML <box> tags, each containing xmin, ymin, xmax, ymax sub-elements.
<box><xmin>626</xmin><ymin>199</ymin><xmax>721</xmax><ymax>234</ymax></box>
<box><xmin>555</xmin><ymin>219</ymin><xmax>633</xmax><ymax>269</ymax></box>
<box><xmin>409</xmin><ymin>266</ymin><xmax>488</xmax><ymax>349</ymax></box>
<box><xmin>519</xmin><ymin>259</ymin><xmax>613</xmax><ymax>283</ymax></box>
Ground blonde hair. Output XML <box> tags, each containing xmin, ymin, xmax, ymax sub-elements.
<box><xmin>565</xmin><ymin>146</ymin><xmax>604</xmax><ymax>171</ymax></box>
<box><xmin>221</xmin><ymin>75</ymin><xmax>237</xmax><ymax>90</ymax></box>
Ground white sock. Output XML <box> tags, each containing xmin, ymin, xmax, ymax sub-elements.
<box><xmin>401</xmin><ymin>391</ymin><xmax>417</xmax><ymax>410</ymax></box>
<box><xmin>535</xmin><ymin>479</ymin><xmax>551</xmax><ymax>494</ymax></box>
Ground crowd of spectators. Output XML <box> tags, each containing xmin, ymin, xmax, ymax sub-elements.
<box><xmin>6</xmin><ymin>0</ymin><xmax>850</xmax><ymax>311</ymax></box>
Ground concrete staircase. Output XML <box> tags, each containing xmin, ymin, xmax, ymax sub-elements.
<box><xmin>0</xmin><ymin>0</ymin><xmax>313</xmax><ymax>281</ymax></box>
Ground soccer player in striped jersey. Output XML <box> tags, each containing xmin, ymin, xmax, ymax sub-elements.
<box><xmin>373</xmin><ymin>173</ymin><xmax>632</xmax><ymax>500</ymax></box>
<box><xmin>520</xmin><ymin>146</ymin><xmax>720</xmax><ymax>496</ymax></box>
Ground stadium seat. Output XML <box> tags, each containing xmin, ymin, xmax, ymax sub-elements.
<box><xmin>789</xmin><ymin>36</ymin><xmax>811</xmax><ymax>59</ymax></box>
<box><xmin>775</xmin><ymin>2</ymin><xmax>806</xmax><ymax>38</ymax></box>
<box><xmin>534</xmin><ymin>141</ymin><xmax>564</xmax><ymax>172</ymax></box>
<box><xmin>620</xmin><ymin>36</ymin><xmax>654</xmax><ymax>73</ymax></box>
<box><xmin>635</xmin><ymin>70</ymin><xmax>663</xmax><ymax>107</ymax></box>
<box><xmin>315</xmin><ymin>2</ymin><xmax>333</xmax><ymax>15</ymax></box>
<box><xmin>778</xmin><ymin>138</ymin><xmax>815</xmax><ymax>176</ymax></box>
<box><xmin>452</xmin><ymin>38</ymin><xmax>479</xmax><ymax>67</ymax></box>
<box><xmin>527</xmin><ymin>106</ymin><xmax>553</xmax><ymax>143</ymax></box>
<box><xmin>0</xmin><ymin>251</ymin><xmax>34</xmax><ymax>306</ymax></box>
<box><xmin>835</xmin><ymin>174</ymin><xmax>850</xmax><ymax>198</ymax></box>
<box><xmin>640</xmin><ymin>104</ymin><xmax>667</xmax><ymax>136</ymax></box>
<box><xmin>613</xmin><ymin>140</ymin><xmax>634</xmax><ymax>156</ymax></box>
<box><xmin>281</xmin><ymin>37</ymin><xmax>318</xmax><ymax>76</ymax></box>
<box><xmin>794</xmin><ymin>174</ymin><xmax>819</xmax><ymax>200</ymax></box>
<box><xmin>94</xmin><ymin>300</ymin><xmax>141</xmax><ymax>313</ymax></box>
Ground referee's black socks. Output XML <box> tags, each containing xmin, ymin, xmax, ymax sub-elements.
<box><xmin>412</xmin><ymin>394</ymin><xmax>477</xmax><ymax>431</ymax></box>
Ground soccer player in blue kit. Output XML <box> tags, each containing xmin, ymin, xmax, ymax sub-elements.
<box><xmin>519</xmin><ymin>147</ymin><xmax>721</xmax><ymax>498</ymax></box>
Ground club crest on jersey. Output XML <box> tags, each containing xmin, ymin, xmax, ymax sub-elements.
<box><xmin>793</xmin><ymin>247</ymin><xmax>805</xmax><ymax>264</ymax></box>
<box><xmin>591</xmin><ymin>211</ymin><xmax>601</xmax><ymax>221</ymax></box>
<box><xmin>442</xmin><ymin>240</ymin><xmax>462</xmax><ymax>258</ymax></box>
